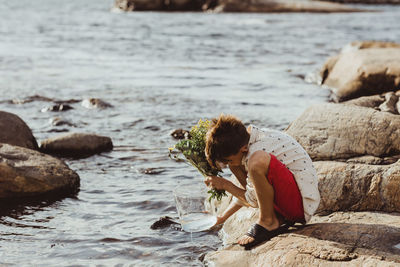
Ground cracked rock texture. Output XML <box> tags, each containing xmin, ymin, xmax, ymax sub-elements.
<box><xmin>204</xmin><ymin>210</ymin><xmax>400</xmax><ymax>266</ymax></box>
<box><xmin>285</xmin><ymin>103</ymin><xmax>400</xmax><ymax>161</ymax></box>
<box><xmin>315</xmin><ymin>161</ymin><xmax>400</xmax><ymax>214</ymax></box>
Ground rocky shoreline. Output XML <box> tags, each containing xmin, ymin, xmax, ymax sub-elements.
<box><xmin>204</xmin><ymin>41</ymin><xmax>400</xmax><ymax>266</ymax></box>
<box><xmin>113</xmin><ymin>0</ymin><xmax>367</xmax><ymax>13</ymax></box>
<box><xmin>0</xmin><ymin>98</ymin><xmax>114</xmax><ymax>201</ymax></box>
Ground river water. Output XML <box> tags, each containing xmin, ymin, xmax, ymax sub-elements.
<box><xmin>0</xmin><ymin>0</ymin><xmax>399</xmax><ymax>266</ymax></box>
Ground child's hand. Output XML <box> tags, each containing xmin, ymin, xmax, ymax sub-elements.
<box><xmin>204</xmin><ymin>176</ymin><xmax>228</xmax><ymax>190</ymax></box>
<box><xmin>214</xmin><ymin>216</ymin><xmax>226</xmax><ymax>226</ymax></box>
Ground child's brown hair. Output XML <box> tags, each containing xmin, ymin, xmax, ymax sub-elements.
<box><xmin>205</xmin><ymin>114</ymin><xmax>250</xmax><ymax>168</ymax></box>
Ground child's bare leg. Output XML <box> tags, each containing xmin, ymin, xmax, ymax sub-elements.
<box><xmin>237</xmin><ymin>154</ymin><xmax>280</xmax><ymax>245</ymax></box>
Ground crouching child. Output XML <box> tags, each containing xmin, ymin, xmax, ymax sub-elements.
<box><xmin>204</xmin><ymin>114</ymin><xmax>320</xmax><ymax>250</ymax></box>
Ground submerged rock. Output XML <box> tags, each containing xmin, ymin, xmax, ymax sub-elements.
<box><xmin>81</xmin><ymin>98</ymin><xmax>113</xmax><ymax>109</ymax></box>
<box><xmin>0</xmin><ymin>110</ymin><xmax>38</xmax><ymax>150</ymax></box>
<box><xmin>49</xmin><ymin>117</ymin><xmax>77</xmax><ymax>127</ymax></box>
<box><xmin>40</xmin><ymin>133</ymin><xmax>113</xmax><ymax>158</ymax></box>
<box><xmin>0</xmin><ymin>143</ymin><xmax>80</xmax><ymax>199</ymax></box>
<box><xmin>285</xmin><ymin>103</ymin><xmax>400</xmax><ymax>160</ymax></box>
<box><xmin>150</xmin><ymin>216</ymin><xmax>180</xmax><ymax>229</ymax></box>
<box><xmin>41</xmin><ymin>104</ymin><xmax>74</xmax><ymax>112</ymax></box>
<box><xmin>170</xmin><ymin>129</ymin><xmax>190</xmax><ymax>139</ymax></box>
<box><xmin>320</xmin><ymin>41</ymin><xmax>400</xmax><ymax>102</ymax></box>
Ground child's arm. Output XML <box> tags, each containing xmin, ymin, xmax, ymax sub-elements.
<box><xmin>215</xmin><ymin>201</ymin><xmax>242</xmax><ymax>225</ymax></box>
<box><xmin>229</xmin><ymin>165</ymin><xmax>248</xmax><ymax>189</ymax></box>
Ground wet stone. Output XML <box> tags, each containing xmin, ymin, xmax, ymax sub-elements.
<box><xmin>170</xmin><ymin>129</ymin><xmax>189</xmax><ymax>139</ymax></box>
<box><xmin>139</xmin><ymin>168</ymin><xmax>165</xmax><ymax>175</ymax></box>
<box><xmin>81</xmin><ymin>98</ymin><xmax>113</xmax><ymax>109</ymax></box>
<box><xmin>144</xmin><ymin>126</ymin><xmax>160</xmax><ymax>131</ymax></box>
<box><xmin>150</xmin><ymin>216</ymin><xmax>179</xmax><ymax>230</ymax></box>
<box><xmin>50</xmin><ymin>117</ymin><xmax>76</xmax><ymax>127</ymax></box>
<box><xmin>11</xmin><ymin>95</ymin><xmax>54</xmax><ymax>104</ymax></box>
<box><xmin>41</xmin><ymin>104</ymin><xmax>74</xmax><ymax>112</ymax></box>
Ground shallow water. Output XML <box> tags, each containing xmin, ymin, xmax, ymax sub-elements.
<box><xmin>0</xmin><ymin>0</ymin><xmax>400</xmax><ymax>265</ymax></box>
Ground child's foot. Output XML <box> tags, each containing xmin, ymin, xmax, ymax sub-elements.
<box><xmin>237</xmin><ymin>219</ymin><xmax>280</xmax><ymax>245</ymax></box>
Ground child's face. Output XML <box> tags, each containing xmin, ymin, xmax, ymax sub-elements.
<box><xmin>220</xmin><ymin>145</ymin><xmax>248</xmax><ymax>167</ymax></box>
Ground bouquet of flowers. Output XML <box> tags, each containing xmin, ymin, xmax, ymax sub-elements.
<box><xmin>169</xmin><ymin>119</ymin><xmax>227</xmax><ymax>202</ymax></box>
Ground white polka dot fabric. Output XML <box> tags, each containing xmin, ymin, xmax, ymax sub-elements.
<box><xmin>235</xmin><ymin>125</ymin><xmax>320</xmax><ymax>222</ymax></box>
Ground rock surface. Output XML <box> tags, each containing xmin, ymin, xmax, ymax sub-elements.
<box><xmin>320</xmin><ymin>41</ymin><xmax>400</xmax><ymax>102</ymax></box>
<box><xmin>319</xmin><ymin>0</ymin><xmax>400</xmax><ymax>4</ymax></box>
<box><xmin>0</xmin><ymin>110</ymin><xmax>38</xmax><ymax>150</ymax></box>
<box><xmin>215</xmin><ymin>0</ymin><xmax>363</xmax><ymax>12</ymax></box>
<box><xmin>81</xmin><ymin>98</ymin><xmax>113</xmax><ymax>109</ymax></box>
<box><xmin>204</xmin><ymin>210</ymin><xmax>400</xmax><ymax>267</ymax></box>
<box><xmin>114</xmin><ymin>0</ymin><xmax>208</xmax><ymax>11</ymax></box>
<box><xmin>342</xmin><ymin>94</ymin><xmax>384</xmax><ymax>108</ymax></box>
<box><xmin>0</xmin><ymin>143</ymin><xmax>80</xmax><ymax>198</ymax></box>
<box><xmin>40</xmin><ymin>133</ymin><xmax>113</xmax><ymax>158</ymax></box>
<box><xmin>315</xmin><ymin>160</ymin><xmax>400</xmax><ymax>214</ymax></box>
<box><xmin>285</xmin><ymin>103</ymin><xmax>400</xmax><ymax>160</ymax></box>
<box><xmin>170</xmin><ymin>129</ymin><xmax>190</xmax><ymax>139</ymax></box>
<box><xmin>114</xmin><ymin>0</ymin><xmax>364</xmax><ymax>12</ymax></box>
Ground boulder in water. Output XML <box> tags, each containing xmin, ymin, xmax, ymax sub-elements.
<box><xmin>0</xmin><ymin>110</ymin><xmax>38</xmax><ymax>150</ymax></box>
<box><xmin>0</xmin><ymin>143</ymin><xmax>80</xmax><ymax>199</ymax></box>
<box><xmin>81</xmin><ymin>98</ymin><xmax>113</xmax><ymax>109</ymax></box>
<box><xmin>40</xmin><ymin>133</ymin><xmax>113</xmax><ymax>158</ymax></box>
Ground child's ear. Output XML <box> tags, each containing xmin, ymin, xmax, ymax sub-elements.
<box><xmin>240</xmin><ymin>145</ymin><xmax>248</xmax><ymax>153</ymax></box>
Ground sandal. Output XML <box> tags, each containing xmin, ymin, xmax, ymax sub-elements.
<box><xmin>240</xmin><ymin>223</ymin><xmax>289</xmax><ymax>250</ymax></box>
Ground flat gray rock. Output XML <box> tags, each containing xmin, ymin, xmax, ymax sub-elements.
<box><xmin>40</xmin><ymin>133</ymin><xmax>113</xmax><ymax>158</ymax></box>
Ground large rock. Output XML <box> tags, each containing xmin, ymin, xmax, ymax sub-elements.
<box><xmin>0</xmin><ymin>111</ymin><xmax>38</xmax><ymax>150</ymax></box>
<box><xmin>114</xmin><ymin>0</ymin><xmax>208</xmax><ymax>11</ymax></box>
<box><xmin>320</xmin><ymin>42</ymin><xmax>400</xmax><ymax>102</ymax></box>
<box><xmin>285</xmin><ymin>103</ymin><xmax>400</xmax><ymax>160</ymax></box>
<box><xmin>215</xmin><ymin>0</ymin><xmax>363</xmax><ymax>12</ymax></box>
<box><xmin>204</xmin><ymin>211</ymin><xmax>400</xmax><ymax>266</ymax></box>
<box><xmin>315</xmin><ymin>161</ymin><xmax>400</xmax><ymax>214</ymax></box>
<box><xmin>0</xmin><ymin>143</ymin><xmax>79</xmax><ymax>198</ymax></box>
<box><xmin>40</xmin><ymin>133</ymin><xmax>113</xmax><ymax>158</ymax></box>
<box><xmin>114</xmin><ymin>0</ymin><xmax>364</xmax><ymax>12</ymax></box>
<box><xmin>319</xmin><ymin>0</ymin><xmax>400</xmax><ymax>4</ymax></box>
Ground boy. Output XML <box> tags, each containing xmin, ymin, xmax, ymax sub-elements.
<box><xmin>204</xmin><ymin>114</ymin><xmax>320</xmax><ymax>250</ymax></box>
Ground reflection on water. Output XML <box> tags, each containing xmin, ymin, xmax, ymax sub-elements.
<box><xmin>1</xmin><ymin>0</ymin><xmax>400</xmax><ymax>265</ymax></box>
